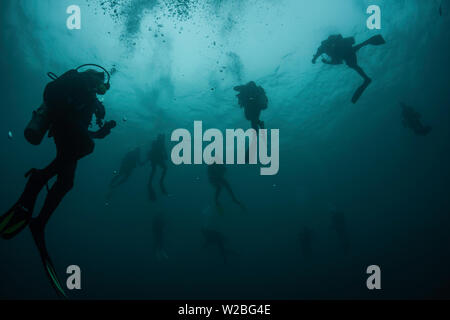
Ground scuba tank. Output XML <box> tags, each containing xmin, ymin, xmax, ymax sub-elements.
<box><xmin>23</xmin><ymin>64</ymin><xmax>111</xmax><ymax>146</ymax></box>
<box><xmin>24</xmin><ymin>103</ymin><xmax>51</xmax><ymax>146</ymax></box>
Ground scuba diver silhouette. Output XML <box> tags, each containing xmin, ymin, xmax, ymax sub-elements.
<box><xmin>234</xmin><ymin>81</ymin><xmax>268</xmax><ymax>131</ymax></box>
<box><xmin>201</xmin><ymin>227</ymin><xmax>237</xmax><ymax>265</ymax></box>
<box><xmin>312</xmin><ymin>34</ymin><xmax>386</xmax><ymax>104</ymax></box>
<box><xmin>0</xmin><ymin>64</ymin><xmax>115</xmax><ymax>297</ymax></box>
<box><xmin>207</xmin><ymin>163</ymin><xmax>246</xmax><ymax>214</ymax></box>
<box><xmin>106</xmin><ymin>147</ymin><xmax>144</xmax><ymax>199</ymax></box>
<box><xmin>400</xmin><ymin>102</ymin><xmax>432</xmax><ymax>136</ymax></box>
<box><xmin>147</xmin><ymin>133</ymin><xmax>169</xmax><ymax>201</ymax></box>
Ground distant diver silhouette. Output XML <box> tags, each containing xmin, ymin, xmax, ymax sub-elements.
<box><xmin>312</xmin><ymin>34</ymin><xmax>386</xmax><ymax>104</ymax></box>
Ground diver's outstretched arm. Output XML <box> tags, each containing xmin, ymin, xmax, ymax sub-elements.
<box><xmin>312</xmin><ymin>46</ymin><xmax>325</xmax><ymax>64</ymax></box>
<box><xmin>89</xmin><ymin>120</ymin><xmax>116</xmax><ymax>139</ymax></box>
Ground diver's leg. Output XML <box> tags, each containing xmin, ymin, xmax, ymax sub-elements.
<box><xmin>18</xmin><ymin>160</ymin><xmax>59</xmax><ymax>211</ymax></box>
<box><xmin>258</xmin><ymin>120</ymin><xmax>265</xmax><ymax>129</ymax></box>
<box><xmin>215</xmin><ymin>185</ymin><xmax>222</xmax><ymax>206</ymax></box>
<box><xmin>353</xmin><ymin>42</ymin><xmax>368</xmax><ymax>52</ymax></box>
<box><xmin>1</xmin><ymin>129</ymin><xmax>69</xmax><ymax>238</ymax></box>
<box><xmin>353</xmin><ymin>37</ymin><xmax>375</xmax><ymax>52</ymax></box>
<box><xmin>109</xmin><ymin>174</ymin><xmax>122</xmax><ymax>188</ymax></box>
<box><xmin>346</xmin><ymin>54</ymin><xmax>371</xmax><ymax>82</ymax></box>
<box><xmin>250</xmin><ymin>119</ymin><xmax>259</xmax><ymax>131</ymax></box>
<box><xmin>245</xmin><ymin>123</ymin><xmax>259</xmax><ymax>163</ymax></box>
<box><xmin>107</xmin><ymin>173</ymin><xmax>130</xmax><ymax>199</ymax></box>
<box><xmin>0</xmin><ymin>160</ymin><xmax>59</xmax><ymax>238</ymax></box>
<box><xmin>255</xmin><ymin>109</ymin><xmax>263</xmax><ymax>130</ymax></box>
<box><xmin>28</xmin><ymin>159</ymin><xmax>74</xmax><ymax>298</ymax></box>
<box><xmin>117</xmin><ymin>172</ymin><xmax>131</xmax><ymax>185</ymax></box>
<box><xmin>347</xmin><ymin>60</ymin><xmax>372</xmax><ymax>104</ymax></box>
<box><xmin>354</xmin><ymin>35</ymin><xmax>386</xmax><ymax>52</ymax></box>
<box><xmin>221</xmin><ymin>179</ymin><xmax>244</xmax><ymax>209</ymax></box>
<box><xmin>31</xmin><ymin>160</ymin><xmax>77</xmax><ymax>234</ymax></box>
<box><xmin>350</xmin><ymin>64</ymin><xmax>371</xmax><ymax>82</ymax></box>
<box><xmin>159</xmin><ymin>163</ymin><xmax>168</xmax><ymax>195</ymax></box>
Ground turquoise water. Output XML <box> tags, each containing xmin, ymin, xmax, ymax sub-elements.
<box><xmin>0</xmin><ymin>0</ymin><xmax>449</xmax><ymax>299</ymax></box>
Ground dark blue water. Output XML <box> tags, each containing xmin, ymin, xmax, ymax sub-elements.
<box><xmin>1</xmin><ymin>0</ymin><xmax>449</xmax><ymax>299</ymax></box>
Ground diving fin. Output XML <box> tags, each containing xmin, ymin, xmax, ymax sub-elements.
<box><xmin>30</xmin><ymin>221</ymin><xmax>67</xmax><ymax>299</ymax></box>
<box><xmin>1</xmin><ymin>169</ymin><xmax>47</xmax><ymax>239</ymax></box>
<box><xmin>352</xmin><ymin>79</ymin><xmax>372</xmax><ymax>104</ymax></box>
<box><xmin>44</xmin><ymin>257</ymin><xmax>68</xmax><ymax>299</ymax></box>
<box><xmin>366</xmin><ymin>35</ymin><xmax>386</xmax><ymax>46</ymax></box>
<box><xmin>0</xmin><ymin>203</ymin><xmax>32</xmax><ymax>240</ymax></box>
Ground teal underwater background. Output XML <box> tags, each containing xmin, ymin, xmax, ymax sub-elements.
<box><xmin>0</xmin><ymin>0</ymin><xmax>450</xmax><ymax>299</ymax></box>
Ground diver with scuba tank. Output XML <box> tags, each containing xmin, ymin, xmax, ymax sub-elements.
<box><xmin>0</xmin><ymin>64</ymin><xmax>116</xmax><ymax>297</ymax></box>
<box><xmin>312</xmin><ymin>34</ymin><xmax>386</xmax><ymax>104</ymax></box>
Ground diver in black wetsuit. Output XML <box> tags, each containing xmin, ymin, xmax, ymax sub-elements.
<box><xmin>201</xmin><ymin>227</ymin><xmax>236</xmax><ymax>264</ymax></box>
<box><xmin>312</xmin><ymin>34</ymin><xmax>386</xmax><ymax>103</ymax></box>
<box><xmin>152</xmin><ymin>213</ymin><xmax>168</xmax><ymax>261</ymax></box>
<box><xmin>331</xmin><ymin>211</ymin><xmax>349</xmax><ymax>254</ymax></box>
<box><xmin>207</xmin><ymin>163</ymin><xmax>246</xmax><ymax>213</ymax></box>
<box><xmin>147</xmin><ymin>133</ymin><xmax>169</xmax><ymax>201</ymax></box>
<box><xmin>401</xmin><ymin>102</ymin><xmax>432</xmax><ymax>136</ymax></box>
<box><xmin>107</xmin><ymin>147</ymin><xmax>144</xmax><ymax>199</ymax></box>
<box><xmin>0</xmin><ymin>67</ymin><xmax>115</xmax><ymax>297</ymax></box>
<box><xmin>110</xmin><ymin>148</ymin><xmax>143</xmax><ymax>186</ymax></box>
<box><xmin>234</xmin><ymin>81</ymin><xmax>268</xmax><ymax>131</ymax></box>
